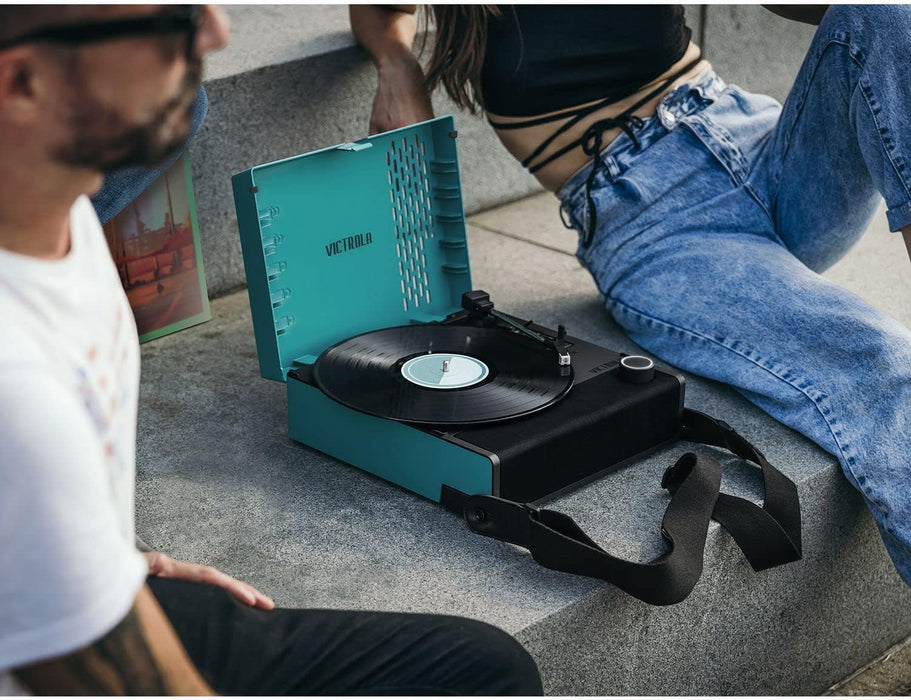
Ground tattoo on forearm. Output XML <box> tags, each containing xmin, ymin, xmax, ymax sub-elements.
<box><xmin>14</xmin><ymin>605</ymin><xmax>167</xmax><ymax>695</ymax></box>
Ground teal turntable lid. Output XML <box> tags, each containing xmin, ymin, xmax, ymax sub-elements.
<box><xmin>232</xmin><ymin>116</ymin><xmax>472</xmax><ymax>382</ymax></box>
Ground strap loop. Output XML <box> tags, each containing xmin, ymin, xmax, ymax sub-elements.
<box><xmin>464</xmin><ymin>494</ymin><xmax>538</xmax><ymax>548</ymax></box>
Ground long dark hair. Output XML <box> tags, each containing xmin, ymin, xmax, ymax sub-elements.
<box><xmin>422</xmin><ymin>5</ymin><xmax>501</xmax><ymax>114</ymax></box>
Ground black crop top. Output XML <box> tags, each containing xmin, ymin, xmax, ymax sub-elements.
<box><xmin>480</xmin><ymin>5</ymin><xmax>692</xmax><ymax>117</ymax></box>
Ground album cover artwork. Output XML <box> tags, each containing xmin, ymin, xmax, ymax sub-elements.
<box><xmin>102</xmin><ymin>154</ymin><xmax>211</xmax><ymax>343</ymax></box>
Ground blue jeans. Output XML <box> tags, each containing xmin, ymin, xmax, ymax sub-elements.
<box><xmin>558</xmin><ymin>5</ymin><xmax>911</xmax><ymax>584</ymax></box>
<box><xmin>91</xmin><ymin>87</ymin><xmax>209</xmax><ymax>225</ymax></box>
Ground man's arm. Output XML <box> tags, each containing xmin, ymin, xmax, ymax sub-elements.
<box><xmin>350</xmin><ymin>5</ymin><xmax>433</xmax><ymax>134</ymax></box>
<box><xmin>762</xmin><ymin>5</ymin><xmax>830</xmax><ymax>25</ymax></box>
<box><xmin>13</xmin><ymin>585</ymin><xmax>213</xmax><ymax>695</ymax></box>
<box><xmin>902</xmin><ymin>226</ymin><xmax>911</xmax><ymax>264</ymax></box>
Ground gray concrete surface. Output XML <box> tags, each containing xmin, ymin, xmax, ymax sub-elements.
<box><xmin>203</xmin><ymin>5</ymin><xmax>353</xmax><ymax>82</ymax></box>
<box><xmin>136</xmin><ymin>5</ymin><xmax>911</xmax><ymax>694</ymax></box>
<box><xmin>703</xmin><ymin>5</ymin><xmax>818</xmax><ymax>103</ymax></box>
<box><xmin>136</xmin><ymin>192</ymin><xmax>911</xmax><ymax>694</ymax></box>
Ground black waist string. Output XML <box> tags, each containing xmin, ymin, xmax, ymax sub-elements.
<box><xmin>577</xmin><ymin>114</ymin><xmax>643</xmax><ymax>248</ymax></box>
<box><xmin>488</xmin><ymin>55</ymin><xmax>703</xmax><ymax>248</ymax></box>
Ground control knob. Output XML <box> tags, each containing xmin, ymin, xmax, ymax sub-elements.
<box><xmin>619</xmin><ymin>355</ymin><xmax>655</xmax><ymax>384</ymax></box>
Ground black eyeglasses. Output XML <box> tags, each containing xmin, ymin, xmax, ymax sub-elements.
<box><xmin>0</xmin><ymin>5</ymin><xmax>203</xmax><ymax>59</ymax></box>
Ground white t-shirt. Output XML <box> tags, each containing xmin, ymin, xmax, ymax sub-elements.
<box><xmin>0</xmin><ymin>196</ymin><xmax>147</xmax><ymax>695</ymax></box>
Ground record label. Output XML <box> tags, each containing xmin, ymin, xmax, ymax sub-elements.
<box><xmin>401</xmin><ymin>353</ymin><xmax>489</xmax><ymax>389</ymax></box>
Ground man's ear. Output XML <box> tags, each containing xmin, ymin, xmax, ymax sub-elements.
<box><xmin>0</xmin><ymin>49</ymin><xmax>43</xmax><ymax>123</ymax></box>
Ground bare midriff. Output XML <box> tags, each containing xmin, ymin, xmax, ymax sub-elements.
<box><xmin>486</xmin><ymin>42</ymin><xmax>710</xmax><ymax>192</ymax></box>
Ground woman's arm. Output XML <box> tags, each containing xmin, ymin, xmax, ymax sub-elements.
<box><xmin>350</xmin><ymin>5</ymin><xmax>434</xmax><ymax>134</ymax></box>
<box><xmin>761</xmin><ymin>5</ymin><xmax>830</xmax><ymax>25</ymax></box>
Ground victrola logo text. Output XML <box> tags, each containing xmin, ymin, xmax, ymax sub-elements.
<box><xmin>325</xmin><ymin>232</ymin><xmax>373</xmax><ymax>257</ymax></box>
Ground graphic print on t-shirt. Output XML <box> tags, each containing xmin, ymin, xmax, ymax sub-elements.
<box><xmin>76</xmin><ymin>288</ymin><xmax>139</xmax><ymax>507</ymax></box>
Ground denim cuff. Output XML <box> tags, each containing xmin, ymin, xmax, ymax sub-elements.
<box><xmin>886</xmin><ymin>201</ymin><xmax>911</xmax><ymax>232</ymax></box>
<box><xmin>91</xmin><ymin>86</ymin><xmax>209</xmax><ymax>225</ymax></box>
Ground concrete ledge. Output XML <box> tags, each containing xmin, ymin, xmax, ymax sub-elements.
<box><xmin>138</xmin><ymin>7</ymin><xmax>911</xmax><ymax>694</ymax></box>
<box><xmin>135</xmin><ymin>213</ymin><xmax>911</xmax><ymax>695</ymax></box>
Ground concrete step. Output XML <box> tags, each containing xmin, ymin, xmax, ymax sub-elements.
<box><xmin>138</xmin><ymin>6</ymin><xmax>911</xmax><ymax>694</ymax></box>
<box><xmin>135</xmin><ymin>196</ymin><xmax>911</xmax><ymax>695</ymax></box>
<box><xmin>827</xmin><ymin>636</ymin><xmax>911</xmax><ymax>696</ymax></box>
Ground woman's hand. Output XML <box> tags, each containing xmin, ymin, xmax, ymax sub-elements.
<box><xmin>144</xmin><ymin>551</ymin><xmax>275</xmax><ymax>610</ymax></box>
<box><xmin>369</xmin><ymin>51</ymin><xmax>435</xmax><ymax>134</ymax></box>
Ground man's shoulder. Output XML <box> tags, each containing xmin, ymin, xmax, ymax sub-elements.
<box><xmin>0</xmin><ymin>195</ymin><xmax>108</xmax><ymax>370</ymax></box>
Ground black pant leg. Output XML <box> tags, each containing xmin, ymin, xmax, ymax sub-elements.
<box><xmin>147</xmin><ymin>577</ymin><xmax>542</xmax><ymax>696</ymax></box>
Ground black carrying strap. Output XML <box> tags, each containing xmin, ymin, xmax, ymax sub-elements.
<box><xmin>462</xmin><ymin>408</ymin><xmax>801</xmax><ymax>605</ymax></box>
<box><xmin>676</xmin><ymin>409</ymin><xmax>802</xmax><ymax>570</ymax></box>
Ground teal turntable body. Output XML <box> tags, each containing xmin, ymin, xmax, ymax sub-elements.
<box><xmin>232</xmin><ymin>117</ymin><xmax>498</xmax><ymax>501</ymax></box>
<box><xmin>231</xmin><ymin>115</ymin><xmax>690</xmax><ymax>507</ymax></box>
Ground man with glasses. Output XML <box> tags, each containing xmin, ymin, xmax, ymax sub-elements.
<box><xmin>0</xmin><ymin>5</ymin><xmax>541</xmax><ymax>695</ymax></box>
<box><xmin>0</xmin><ymin>5</ymin><xmax>211</xmax><ymax>226</ymax></box>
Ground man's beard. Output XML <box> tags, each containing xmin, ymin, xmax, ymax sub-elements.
<box><xmin>53</xmin><ymin>58</ymin><xmax>202</xmax><ymax>174</ymax></box>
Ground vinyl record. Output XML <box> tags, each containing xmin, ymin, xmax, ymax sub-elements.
<box><xmin>313</xmin><ymin>324</ymin><xmax>573</xmax><ymax>424</ymax></box>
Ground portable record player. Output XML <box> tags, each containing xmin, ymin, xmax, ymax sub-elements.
<box><xmin>232</xmin><ymin>116</ymin><xmax>685</xmax><ymax>506</ymax></box>
<box><xmin>232</xmin><ymin>116</ymin><xmax>801</xmax><ymax>605</ymax></box>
